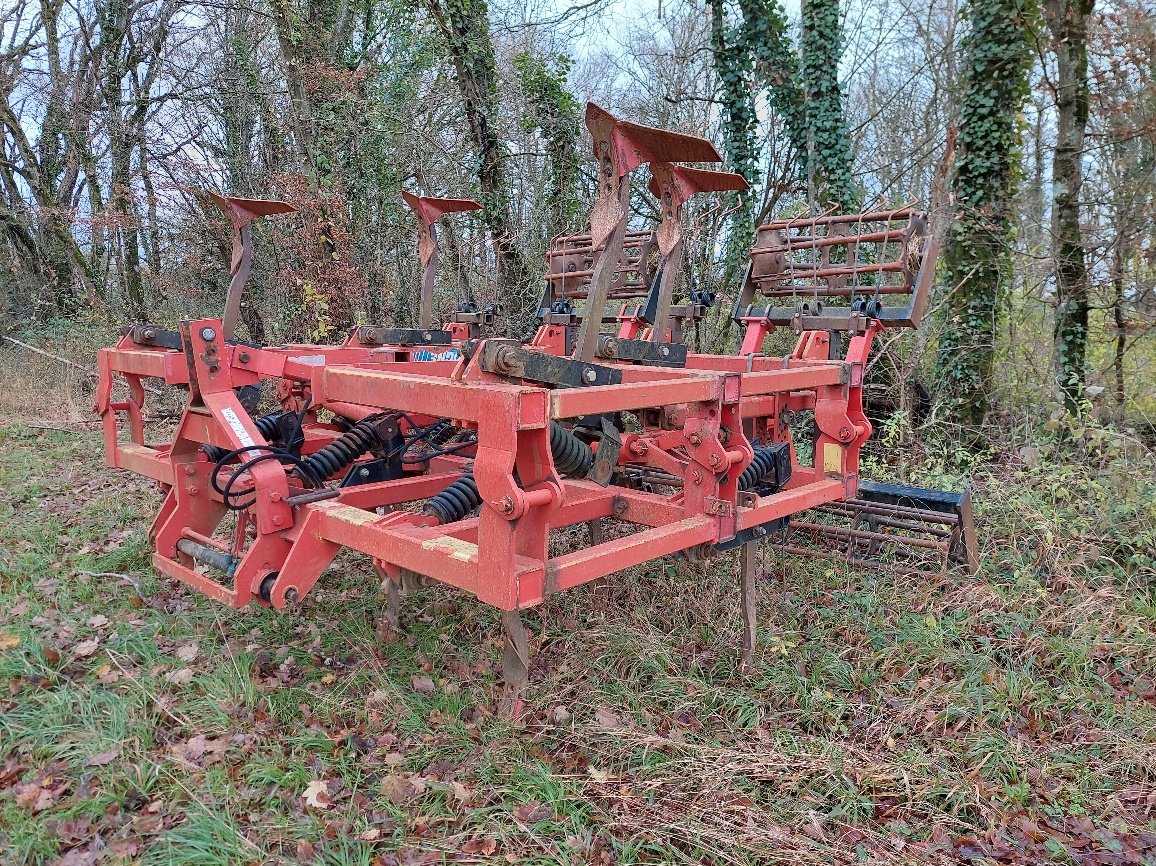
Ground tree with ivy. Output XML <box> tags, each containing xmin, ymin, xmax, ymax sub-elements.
<box><xmin>707</xmin><ymin>0</ymin><xmax>759</xmax><ymax>278</ymax></box>
<box><xmin>425</xmin><ymin>0</ymin><xmax>534</xmax><ymax>298</ymax></box>
<box><xmin>707</xmin><ymin>0</ymin><xmax>808</xmax><ymax>282</ymax></box>
<box><xmin>513</xmin><ymin>52</ymin><xmax>582</xmax><ymax>240</ymax></box>
<box><xmin>1044</xmin><ymin>0</ymin><xmax>1095</xmax><ymax>413</ymax></box>
<box><xmin>798</xmin><ymin>0</ymin><xmax>859</xmax><ymax>211</ymax></box>
<box><xmin>932</xmin><ymin>0</ymin><xmax>1039</xmax><ymax>425</ymax></box>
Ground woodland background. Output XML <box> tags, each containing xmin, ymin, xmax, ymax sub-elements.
<box><xmin>2</xmin><ymin>2</ymin><xmax>1156</xmax><ymax>865</ymax></box>
<box><xmin>0</xmin><ymin>0</ymin><xmax>1153</xmax><ymax>437</ymax></box>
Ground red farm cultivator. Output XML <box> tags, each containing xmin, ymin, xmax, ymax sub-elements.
<box><xmin>95</xmin><ymin>103</ymin><xmax>976</xmax><ymax>709</ymax></box>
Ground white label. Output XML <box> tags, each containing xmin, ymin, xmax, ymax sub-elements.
<box><xmin>289</xmin><ymin>354</ymin><xmax>327</xmax><ymax>366</ymax></box>
<box><xmin>221</xmin><ymin>407</ymin><xmax>260</xmax><ymax>456</ymax></box>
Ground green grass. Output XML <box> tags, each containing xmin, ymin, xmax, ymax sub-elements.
<box><xmin>1</xmin><ymin>421</ymin><xmax>1154</xmax><ymax>864</ymax></box>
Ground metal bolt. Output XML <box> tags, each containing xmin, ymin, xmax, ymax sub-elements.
<box><xmin>239</xmin><ymin>351</ymin><xmax>251</xmax><ymax>364</ymax></box>
<box><xmin>270</xmin><ymin>491</ymin><xmax>282</xmax><ymax>502</ymax></box>
<box><xmin>141</xmin><ymin>327</ymin><xmax>156</xmax><ymax>341</ymax></box>
<box><xmin>583</xmin><ymin>368</ymin><xmax>598</xmax><ymax>384</ymax></box>
<box><xmin>839</xmin><ymin>426</ymin><xmax>852</xmax><ymax>441</ymax></box>
<box><xmin>186</xmin><ymin>485</ymin><xmax>199</xmax><ymax>495</ymax></box>
<box><xmin>660</xmin><ymin>346</ymin><xmax>669</xmax><ymax>357</ymax></box>
<box><xmin>200</xmin><ymin>326</ymin><xmax>216</xmax><ymax>341</ymax></box>
<box><xmin>272</xmin><ymin>515</ymin><xmax>284</xmax><ymax>526</ymax></box>
<box><xmin>498</xmin><ymin>496</ymin><xmax>515</xmax><ymax>515</ymax></box>
<box><xmin>422</xmin><ymin>332</ymin><xmax>432</xmax><ymax>341</ymax></box>
<box><xmin>688</xmin><ymin>432</ymin><xmax>702</xmax><ymax>446</ymax></box>
<box><xmin>285</xmin><ymin>588</ymin><xmax>299</xmax><ymax>605</ymax></box>
<box><xmin>359</xmin><ymin>467</ymin><xmax>370</xmax><ymax>478</ymax></box>
<box><xmin>709</xmin><ymin>454</ymin><xmax>721</xmax><ymax>468</ymax></box>
<box><xmin>184</xmin><ymin>465</ymin><xmax>196</xmax><ymax>476</ymax></box>
<box><xmin>691</xmin><ymin>470</ymin><xmax>703</xmax><ymax>485</ymax></box>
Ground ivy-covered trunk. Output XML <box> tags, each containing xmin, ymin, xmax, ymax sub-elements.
<box><xmin>932</xmin><ymin>0</ymin><xmax>1037</xmax><ymax>425</ymax></box>
<box><xmin>426</xmin><ymin>0</ymin><xmax>534</xmax><ymax>310</ymax></box>
<box><xmin>707</xmin><ymin>0</ymin><xmax>758</xmax><ymax>280</ymax></box>
<box><xmin>1045</xmin><ymin>0</ymin><xmax>1094</xmax><ymax>413</ymax></box>
<box><xmin>799</xmin><ymin>0</ymin><xmax>858</xmax><ymax>211</ymax></box>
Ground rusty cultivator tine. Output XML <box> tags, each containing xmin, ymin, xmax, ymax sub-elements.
<box><xmin>574</xmin><ymin>103</ymin><xmax>724</xmax><ymax>362</ymax></box>
<box><xmin>402</xmin><ymin>192</ymin><xmax>483</xmax><ymax>329</ymax></box>
<box><xmin>206</xmin><ymin>193</ymin><xmax>295</xmax><ymax>342</ymax></box>
<box><xmin>646</xmin><ymin>165</ymin><xmax>748</xmax><ymax>341</ymax></box>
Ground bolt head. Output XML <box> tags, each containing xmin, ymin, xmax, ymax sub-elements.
<box><xmin>583</xmin><ymin>368</ymin><xmax>597</xmax><ymax>383</ymax></box>
<box><xmin>359</xmin><ymin>467</ymin><xmax>370</xmax><ymax>477</ymax></box>
<box><xmin>200</xmin><ymin>326</ymin><xmax>217</xmax><ymax>341</ymax></box>
<box><xmin>660</xmin><ymin>346</ymin><xmax>669</xmax><ymax>357</ymax></box>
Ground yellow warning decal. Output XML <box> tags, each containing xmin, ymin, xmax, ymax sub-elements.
<box><xmin>823</xmin><ymin>442</ymin><xmax>843</xmax><ymax>474</ymax></box>
<box><xmin>421</xmin><ymin>536</ymin><xmax>478</xmax><ymax>562</ymax></box>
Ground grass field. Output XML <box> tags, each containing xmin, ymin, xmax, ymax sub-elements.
<box><xmin>1</xmin><ymin>380</ymin><xmax>1155</xmax><ymax>863</ymax></box>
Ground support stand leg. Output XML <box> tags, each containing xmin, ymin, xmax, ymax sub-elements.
<box><xmin>373</xmin><ymin>561</ymin><xmax>401</xmax><ymax>643</ymax></box>
<box><xmin>739</xmin><ymin>541</ymin><xmax>758</xmax><ymax>672</ymax></box>
<box><xmin>499</xmin><ymin>610</ymin><xmax>531</xmax><ymax>716</ymax></box>
<box><xmin>587</xmin><ymin>521</ymin><xmax>610</xmax><ymax>611</ymax></box>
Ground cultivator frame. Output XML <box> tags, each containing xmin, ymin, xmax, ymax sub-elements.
<box><xmin>95</xmin><ymin>102</ymin><xmax>976</xmax><ymax>708</ymax></box>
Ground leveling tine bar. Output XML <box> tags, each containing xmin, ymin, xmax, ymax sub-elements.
<box><xmin>401</xmin><ymin>192</ymin><xmax>482</xmax><ymax>330</ymax></box>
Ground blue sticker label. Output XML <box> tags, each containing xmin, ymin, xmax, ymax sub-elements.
<box><xmin>412</xmin><ymin>348</ymin><xmax>461</xmax><ymax>362</ymax></box>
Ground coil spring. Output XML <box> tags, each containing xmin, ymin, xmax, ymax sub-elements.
<box><xmin>550</xmin><ymin>421</ymin><xmax>593</xmax><ymax>477</ymax></box>
<box><xmin>739</xmin><ymin>444</ymin><xmax>785</xmax><ymax>492</ymax></box>
<box><xmin>253</xmin><ymin>413</ymin><xmax>281</xmax><ymax>442</ymax></box>
<box><xmin>201</xmin><ymin>410</ymin><xmax>284</xmax><ymax>463</ymax></box>
<box><xmin>424</xmin><ymin>474</ymin><xmax>481</xmax><ymax>524</ymax></box>
<box><xmin>297</xmin><ymin>417</ymin><xmax>383</xmax><ymax>485</ymax></box>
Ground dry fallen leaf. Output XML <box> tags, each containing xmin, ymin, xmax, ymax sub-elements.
<box><xmin>74</xmin><ymin>637</ymin><xmax>100</xmax><ymax>658</ymax></box>
<box><xmin>357</xmin><ymin>828</ymin><xmax>381</xmax><ymax>842</ymax></box>
<box><xmin>411</xmin><ymin>674</ymin><xmax>435</xmax><ymax>694</ymax></box>
<box><xmin>85</xmin><ymin>747</ymin><xmax>119</xmax><ymax>767</ymax></box>
<box><xmin>88</xmin><ymin>614</ymin><xmax>109</xmax><ymax>628</ymax></box>
<box><xmin>381</xmin><ymin>774</ymin><xmax>417</xmax><ymax>805</ymax></box>
<box><xmin>594</xmin><ymin>707</ymin><xmax>619</xmax><ymax>728</ymax></box>
<box><xmin>175</xmin><ymin>643</ymin><xmax>199</xmax><ymax>662</ymax></box>
<box><xmin>165</xmin><ymin>667</ymin><xmax>193</xmax><ymax>685</ymax></box>
<box><xmin>513</xmin><ymin>801</ymin><xmax>553</xmax><ymax>824</ymax></box>
<box><xmin>0</xmin><ymin>633</ymin><xmax>22</xmax><ymax>650</ymax></box>
<box><xmin>302</xmin><ymin>779</ymin><xmax>333</xmax><ymax>810</ymax></box>
<box><xmin>461</xmin><ymin>838</ymin><xmax>498</xmax><ymax>856</ymax></box>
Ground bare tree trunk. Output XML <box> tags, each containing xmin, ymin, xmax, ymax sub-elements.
<box><xmin>1045</xmin><ymin>0</ymin><xmax>1094</xmax><ymax>413</ymax></box>
<box><xmin>1111</xmin><ymin>238</ymin><xmax>1126</xmax><ymax>407</ymax></box>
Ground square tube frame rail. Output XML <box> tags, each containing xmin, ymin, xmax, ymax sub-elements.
<box><xmin>95</xmin><ymin>316</ymin><xmax>866</xmax><ymax>616</ymax></box>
